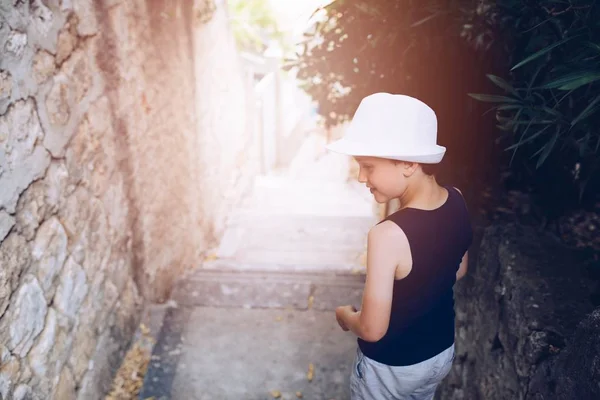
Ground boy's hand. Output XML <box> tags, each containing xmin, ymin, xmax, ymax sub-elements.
<box><xmin>335</xmin><ymin>305</ymin><xmax>357</xmax><ymax>331</ymax></box>
<box><xmin>335</xmin><ymin>315</ymin><xmax>350</xmax><ymax>332</ymax></box>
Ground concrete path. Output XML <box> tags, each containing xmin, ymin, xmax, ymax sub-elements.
<box><xmin>140</xmin><ymin>134</ymin><xmax>377</xmax><ymax>400</ymax></box>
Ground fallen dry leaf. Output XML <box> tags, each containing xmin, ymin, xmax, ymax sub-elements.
<box><xmin>307</xmin><ymin>295</ymin><xmax>314</xmax><ymax>309</ymax></box>
<box><xmin>307</xmin><ymin>363</ymin><xmax>314</xmax><ymax>382</ymax></box>
<box><xmin>105</xmin><ymin>323</ymin><xmax>155</xmax><ymax>399</ymax></box>
<box><xmin>204</xmin><ymin>253</ymin><xmax>218</xmax><ymax>262</ymax></box>
<box><xmin>105</xmin><ymin>341</ymin><xmax>150</xmax><ymax>399</ymax></box>
<box><xmin>140</xmin><ymin>323</ymin><xmax>150</xmax><ymax>336</ymax></box>
<box><xmin>296</xmin><ymin>391</ymin><xmax>303</xmax><ymax>398</ymax></box>
<box><xmin>275</xmin><ymin>316</ymin><xmax>283</xmax><ymax>322</ymax></box>
<box><xmin>270</xmin><ymin>390</ymin><xmax>282</xmax><ymax>398</ymax></box>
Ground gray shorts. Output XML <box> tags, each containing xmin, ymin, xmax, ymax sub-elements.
<box><xmin>350</xmin><ymin>344</ymin><xmax>455</xmax><ymax>400</ymax></box>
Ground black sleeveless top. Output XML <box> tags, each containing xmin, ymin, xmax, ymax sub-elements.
<box><xmin>358</xmin><ymin>186</ymin><xmax>473</xmax><ymax>366</ymax></box>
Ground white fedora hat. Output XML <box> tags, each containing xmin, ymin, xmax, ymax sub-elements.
<box><xmin>325</xmin><ymin>93</ymin><xmax>446</xmax><ymax>163</ymax></box>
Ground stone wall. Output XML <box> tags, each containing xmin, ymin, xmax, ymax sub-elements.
<box><xmin>93</xmin><ymin>0</ymin><xmax>207</xmax><ymax>302</ymax></box>
<box><xmin>0</xmin><ymin>0</ymin><xmax>256</xmax><ymax>398</ymax></box>
<box><xmin>439</xmin><ymin>223</ymin><xmax>599</xmax><ymax>400</ymax></box>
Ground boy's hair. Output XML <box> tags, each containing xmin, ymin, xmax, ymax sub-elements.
<box><xmin>392</xmin><ymin>160</ymin><xmax>437</xmax><ymax>176</ymax></box>
<box><xmin>420</xmin><ymin>163</ymin><xmax>438</xmax><ymax>176</ymax></box>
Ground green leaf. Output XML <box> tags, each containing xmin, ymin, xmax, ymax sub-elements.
<box><xmin>508</xmin><ymin>115</ymin><xmax>536</xmax><ymax>164</ymax></box>
<box><xmin>468</xmin><ymin>93</ymin><xmax>520</xmax><ymax>103</ymax></box>
<box><xmin>539</xmin><ymin>106</ymin><xmax>563</xmax><ymax>118</ymax></box>
<box><xmin>411</xmin><ymin>13</ymin><xmax>442</xmax><ymax>28</ymax></box>
<box><xmin>505</xmin><ymin>124</ymin><xmax>553</xmax><ymax>150</ymax></box>
<box><xmin>586</xmin><ymin>42</ymin><xmax>600</xmax><ymax>53</ymax></box>
<box><xmin>511</xmin><ymin>108</ymin><xmax>523</xmax><ymax>133</ymax></box>
<box><xmin>486</xmin><ymin>74</ymin><xmax>519</xmax><ymax>96</ymax></box>
<box><xmin>511</xmin><ymin>36</ymin><xmax>577</xmax><ymax>71</ymax></box>
<box><xmin>541</xmin><ymin>71</ymin><xmax>600</xmax><ymax>91</ymax></box>
<box><xmin>536</xmin><ymin>127</ymin><xmax>560</xmax><ymax>168</ymax></box>
<box><xmin>496</xmin><ymin>104</ymin><xmax>523</xmax><ymax>111</ymax></box>
<box><xmin>571</xmin><ymin>94</ymin><xmax>600</xmax><ymax>126</ymax></box>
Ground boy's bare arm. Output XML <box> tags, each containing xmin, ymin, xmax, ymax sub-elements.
<box><xmin>337</xmin><ymin>221</ymin><xmax>408</xmax><ymax>342</ymax></box>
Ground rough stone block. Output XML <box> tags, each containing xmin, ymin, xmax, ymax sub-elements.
<box><xmin>0</xmin><ymin>351</ymin><xmax>20</xmax><ymax>399</ymax></box>
<box><xmin>0</xmin><ymin>2</ymin><xmax>28</xmax><ymax>31</ymax></box>
<box><xmin>0</xmin><ymin>99</ymin><xmax>51</xmax><ymax>213</ymax></box>
<box><xmin>45</xmin><ymin>78</ymin><xmax>70</xmax><ymax>126</ymax></box>
<box><xmin>27</xmin><ymin>308</ymin><xmax>73</xmax><ymax>384</ymax></box>
<box><xmin>54</xmin><ymin>256</ymin><xmax>88</xmax><ymax>319</ymax></box>
<box><xmin>28</xmin><ymin>1</ymin><xmax>54</xmax><ymax>37</ymax></box>
<box><xmin>68</xmin><ymin>316</ymin><xmax>98</xmax><ymax>384</ymax></box>
<box><xmin>14</xmin><ymin>181</ymin><xmax>46</xmax><ymax>241</ymax></box>
<box><xmin>0</xmin><ymin>210</ymin><xmax>14</xmax><ymax>242</ymax></box>
<box><xmin>54</xmin><ymin>366</ymin><xmax>76</xmax><ymax>400</ymax></box>
<box><xmin>58</xmin><ymin>187</ymin><xmax>91</xmax><ymax>253</ymax></box>
<box><xmin>0</xmin><ymin>274</ymin><xmax>48</xmax><ymax>357</ymax></box>
<box><xmin>63</xmin><ymin>196</ymin><xmax>110</xmax><ymax>280</ymax></box>
<box><xmin>73</xmin><ymin>0</ymin><xmax>99</xmax><ymax>36</ymax></box>
<box><xmin>66</xmin><ymin>49</ymin><xmax>94</xmax><ymax>103</ymax></box>
<box><xmin>42</xmin><ymin>47</ymin><xmax>99</xmax><ymax>157</ymax></box>
<box><xmin>0</xmin><ymin>233</ymin><xmax>30</xmax><ymax>318</ymax></box>
<box><xmin>66</xmin><ymin>96</ymin><xmax>117</xmax><ymax>197</ymax></box>
<box><xmin>55</xmin><ymin>15</ymin><xmax>78</xmax><ymax>65</ymax></box>
<box><xmin>14</xmin><ymin>161</ymin><xmax>70</xmax><ymax>240</ymax></box>
<box><xmin>76</xmin><ymin>279</ymin><xmax>141</xmax><ymax>400</ymax></box>
<box><xmin>32</xmin><ymin>50</ymin><xmax>56</xmax><ymax>84</ymax></box>
<box><xmin>43</xmin><ymin>161</ymin><xmax>71</xmax><ymax>212</ymax></box>
<box><xmin>12</xmin><ymin>384</ymin><xmax>33</xmax><ymax>400</ymax></box>
<box><xmin>31</xmin><ymin>217</ymin><xmax>68</xmax><ymax>302</ymax></box>
<box><xmin>69</xmin><ymin>273</ymin><xmax>119</xmax><ymax>383</ymax></box>
<box><xmin>4</xmin><ymin>31</ymin><xmax>28</xmax><ymax>57</ymax></box>
<box><xmin>0</xmin><ymin>70</ymin><xmax>12</xmax><ymax>101</ymax></box>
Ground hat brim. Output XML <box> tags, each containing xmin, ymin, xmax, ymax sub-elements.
<box><xmin>325</xmin><ymin>138</ymin><xmax>446</xmax><ymax>164</ymax></box>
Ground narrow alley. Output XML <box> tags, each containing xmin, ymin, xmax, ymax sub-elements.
<box><xmin>3</xmin><ymin>1</ymin><xmax>599</xmax><ymax>400</ymax></box>
<box><xmin>139</xmin><ymin>134</ymin><xmax>377</xmax><ymax>400</ymax></box>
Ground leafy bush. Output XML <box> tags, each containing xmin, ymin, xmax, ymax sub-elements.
<box><xmin>228</xmin><ymin>0</ymin><xmax>284</xmax><ymax>53</ymax></box>
<box><xmin>287</xmin><ymin>0</ymin><xmax>600</xmax><ymax>214</ymax></box>
<box><xmin>469</xmin><ymin>0</ymin><xmax>600</xmax><ymax>205</ymax></box>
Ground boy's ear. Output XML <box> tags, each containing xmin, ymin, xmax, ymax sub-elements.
<box><xmin>401</xmin><ymin>161</ymin><xmax>419</xmax><ymax>177</ymax></box>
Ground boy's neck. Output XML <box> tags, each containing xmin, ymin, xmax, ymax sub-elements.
<box><xmin>398</xmin><ymin>175</ymin><xmax>445</xmax><ymax>211</ymax></box>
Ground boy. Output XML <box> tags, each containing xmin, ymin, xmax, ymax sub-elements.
<box><xmin>327</xmin><ymin>93</ymin><xmax>472</xmax><ymax>400</ymax></box>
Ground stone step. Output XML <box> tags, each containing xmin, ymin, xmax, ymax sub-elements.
<box><xmin>217</xmin><ymin>214</ymin><xmax>373</xmax><ymax>261</ymax></box>
<box><xmin>220</xmin><ymin>249</ymin><xmax>363</xmax><ymax>268</ymax></box>
<box><xmin>201</xmin><ymin>258</ymin><xmax>366</xmax><ymax>274</ymax></box>
<box><xmin>171</xmin><ymin>268</ymin><xmax>365</xmax><ymax>311</ymax></box>
<box><xmin>224</xmin><ymin>212</ymin><xmax>374</xmax><ymax>230</ymax></box>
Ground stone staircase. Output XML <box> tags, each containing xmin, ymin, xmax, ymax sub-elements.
<box><xmin>140</xmin><ymin>140</ymin><xmax>377</xmax><ymax>400</ymax></box>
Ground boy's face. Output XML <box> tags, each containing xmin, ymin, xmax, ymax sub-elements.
<box><xmin>354</xmin><ymin>156</ymin><xmax>411</xmax><ymax>203</ymax></box>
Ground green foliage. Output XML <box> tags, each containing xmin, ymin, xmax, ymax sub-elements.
<box><xmin>285</xmin><ymin>0</ymin><xmax>502</xmax><ymax>197</ymax></box>
<box><xmin>286</xmin><ymin>0</ymin><xmax>490</xmax><ymax>126</ymax></box>
<box><xmin>287</xmin><ymin>0</ymin><xmax>600</xmax><ymax>211</ymax></box>
<box><xmin>228</xmin><ymin>0</ymin><xmax>287</xmax><ymax>53</ymax></box>
<box><xmin>468</xmin><ymin>0</ymin><xmax>600</xmax><ymax>200</ymax></box>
